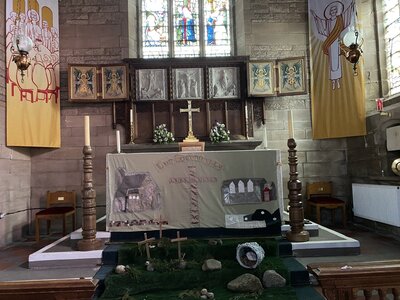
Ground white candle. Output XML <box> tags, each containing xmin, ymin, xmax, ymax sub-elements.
<box><xmin>263</xmin><ymin>124</ymin><xmax>268</xmax><ymax>149</ymax></box>
<box><xmin>84</xmin><ymin>116</ymin><xmax>90</xmax><ymax>146</ymax></box>
<box><xmin>288</xmin><ymin>110</ymin><xmax>294</xmax><ymax>139</ymax></box>
<box><xmin>116</xmin><ymin>130</ymin><xmax>121</xmax><ymax>153</ymax></box>
<box><xmin>130</xmin><ymin>109</ymin><xmax>133</xmax><ymax>123</ymax></box>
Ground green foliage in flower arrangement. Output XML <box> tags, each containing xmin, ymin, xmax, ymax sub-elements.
<box><xmin>153</xmin><ymin>124</ymin><xmax>175</xmax><ymax>144</ymax></box>
<box><xmin>209</xmin><ymin>121</ymin><xmax>230</xmax><ymax>143</ymax></box>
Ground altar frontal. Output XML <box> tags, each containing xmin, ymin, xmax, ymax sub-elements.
<box><xmin>106</xmin><ymin>150</ymin><xmax>283</xmax><ymax>234</ymax></box>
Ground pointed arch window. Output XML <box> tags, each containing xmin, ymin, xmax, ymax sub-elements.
<box><xmin>229</xmin><ymin>182</ymin><xmax>236</xmax><ymax>194</ymax></box>
<box><xmin>238</xmin><ymin>180</ymin><xmax>245</xmax><ymax>193</ymax></box>
<box><xmin>140</xmin><ymin>0</ymin><xmax>233</xmax><ymax>58</ymax></box>
<box><xmin>247</xmin><ymin>180</ymin><xmax>254</xmax><ymax>193</ymax></box>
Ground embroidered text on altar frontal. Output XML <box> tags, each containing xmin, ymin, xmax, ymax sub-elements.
<box><xmin>155</xmin><ymin>154</ymin><xmax>223</xmax><ymax>171</ymax></box>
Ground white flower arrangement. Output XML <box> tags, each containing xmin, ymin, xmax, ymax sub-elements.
<box><xmin>209</xmin><ymin>122</ymin><xmax>230</xmax><ymax>143</ymax></box>
<box><xmin>153</xmin><ymin>124</ymin><xmax>175</xmax><ymax>144</ymax></box>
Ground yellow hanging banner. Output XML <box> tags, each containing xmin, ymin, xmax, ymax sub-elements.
<box><xmin>6</xmin><ymin>0</ymin><xmax>60</xmax><ymax>147</ymax></box>
<box><xmin>308</xmin><ymin>0</ymin><xmax>366</xmax><ymax>139</ymax></box>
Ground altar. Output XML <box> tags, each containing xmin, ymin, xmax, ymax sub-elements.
<box><xmin>106</xmin><ymin>149</ymin><xmax>284</xmax><ymax>237</ymax></box>
<box><xmin>121</xmin><ymin>140</ymin><xmax>263</xmax><ymax>153</ymax></box>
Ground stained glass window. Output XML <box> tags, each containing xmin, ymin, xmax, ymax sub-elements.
<box><xmin>383</xmin><ymin>0</ymin><xmax>400</xmax><ymax>95</ymax></box>
<box><xmin>140</xmin><ymin>0</ymin><xmax>233</xmax><ymax>58</ymax></box>
<box><xmin>141</xmin><ymin>0</ymin><xmax>169</xmax><ymax>58</ymax></box>
<box><xmin>203</xmin><ymin>0</ymin><xmax>231</xmax><ymax>56</ymax></box>
<box><xmin>173</xmin><ymin>0</ymin><xmax>200</xmax><ymax>57</ymax></box>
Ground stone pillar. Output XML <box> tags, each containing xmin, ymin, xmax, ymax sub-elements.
<box><xmin>286</xmin><ymin>138</ymin><xmax>309</xmax><ymax>242</ymax></box>
<box><xmin>77</xmin><ymin>146</ymin><xmax>102</xmax><ymax>251</ymax></box>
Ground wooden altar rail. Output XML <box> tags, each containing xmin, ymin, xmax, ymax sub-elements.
<box><xmin>307</xmin><ymin>260</ymin><xmax>400</xmax><ymax>300</ymax></box>
<box><xmin>0</xmin><ymin>278</ymin><xmax>98</xmax><ymax>300</ymax></box>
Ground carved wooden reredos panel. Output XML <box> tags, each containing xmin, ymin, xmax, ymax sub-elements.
<box><xmin>120</xmin><ymin>56</ymin><xmax>263</xmax><ymax>143</ymax></box>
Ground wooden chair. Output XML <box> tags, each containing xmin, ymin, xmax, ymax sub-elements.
<box><xmin>306</xmin><ymin>182</ymin><xmax>346</xmax><ymax>227</ymax></box>
<box><xmin>35</xmin><ymin>191</ymin><xmax>77</xmax><ymax>242</ymax></box>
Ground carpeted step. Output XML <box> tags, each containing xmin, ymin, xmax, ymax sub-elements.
<box><xmin>278</xmin><ymin>240</ymin><xmax>293</xmax><ymax>256</ymax></box>
<box><xmin>283</xmin><ymin>257</ymin><xmax>310</xmax><ymax>287</ymax></box>
<box><xmin>294</xmin><ymin>286</ymin><xmax>325</xmax><ymax>300</ymax></box>
<box><xmin>93</xmin><ymin>265</ymin><xmax>114</xmax><ymax>299</ymax></box>
<box><xmin>102</xmin><ymin>244</ymin><xmax>121</xmax><ymax>265</ymax></box>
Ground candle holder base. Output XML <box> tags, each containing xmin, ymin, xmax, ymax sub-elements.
<box><xmin>130</xmin><ymin>121</ymin><xmax>135</xmax><ymax>145</ymax></box>
<box><xmin>286</xmin><ymin>230</ymin><xmax>310</xmax><ymax>242</ymax></box>
<box><xmin>183</xmin><ymin>137</ymin><xmax>199</xmax><ymax>143</ymax></box>
<box><xmin>183</xmin><ymin>132</ymin><xmax>199</xmax><ymax>143</ymax></box>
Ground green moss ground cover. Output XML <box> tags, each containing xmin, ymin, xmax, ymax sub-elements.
<box><xmin>109</xmin><ymin>287</ymin><xmax>298</xmax><ymax>300</ymax></box>
<box><xmin>100</xmin><ymin>238</ymin><xmax>298</xmax><ymax>300</ymax></box>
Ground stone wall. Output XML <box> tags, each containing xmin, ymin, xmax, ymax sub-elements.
<box><xmin>358</xmin><ymin>0</ymin><xmax>386</xmax><ymax>113</ymax></box>
<box><xmin>30</xmin><ymin>0</ymin><xmax>131</xmax><ymax>232</ymax></box>
<box><xmin>239</xmin><ymin>0</ymin><xmax>350</xmax><ymax>213</ymax></box>
<box><xmin>0</xmin><ymin>2</ymin><xmax>32</xmax><ymax>248</ymax></box>
<box><xmin>128</xmin><ymin>0</ymin><xmax>138</xmax><ymax>58</ymax></box>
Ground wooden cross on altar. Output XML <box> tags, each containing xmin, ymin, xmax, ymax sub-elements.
<box><xmin>138</xmin><ymin>233</ymin><xmax>155</xmax><ymax>260</ymax></box>
<box><xmin>180</xmin><ymin>100</ymin><xmax>200</xmax><ymax>142</ymax></box>
<box><xmin>171</xmin><ymin>231</ymin><xmax>188</xmax><ymax>261</ymax></box>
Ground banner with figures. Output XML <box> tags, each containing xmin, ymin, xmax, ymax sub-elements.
<box><xmin>6</xmin><ymin>0</ymin><xmax>60</xmax><ymax>147</ymax></box>
<box><xmin>308</xmin><ymin>0</ymin><xmax>366</xmax><ymax>139</ymax></box>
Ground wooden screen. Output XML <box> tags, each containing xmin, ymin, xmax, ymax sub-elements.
<box><xmin>118</xmin><ymin>56</ymin><xmax>260</xmax><ymax>143</ymax></box>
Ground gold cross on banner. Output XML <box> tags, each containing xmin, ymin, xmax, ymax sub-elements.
<box><xmin>180</xmin><ymin>100</ymin><xmax>200</xmax><ymax>142</ymax></box>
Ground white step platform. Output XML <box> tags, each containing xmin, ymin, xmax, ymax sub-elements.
<box><xmin>29</xmin><ymin>216</ymin><xmax>359</xmax><ymax>269</ymax></box>
<box><xmin>28</xmin><ymin>232</ymin><xmax>110</xmax><ymax>269</ymax></box>
<box><xmin>285</xmin><ymin>223</ymin><xmax>360</xmax><ymax>256</ymax></box>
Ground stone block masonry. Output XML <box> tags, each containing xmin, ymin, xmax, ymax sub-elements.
<box><xmin>240</xmin><ymin>0</ymin><xmax>350</xmax><ymax>208</ymax></box>
<box><xmin>59</xmin><ymin>0</ymin><xmax>129</xmax><ymax>70</ymax></box>
<box><xmin>30</xmin><ymin>0</ymin><xmax>131</xmax><ymax>233</ymax></box>
<box><xmin>0</xmin><ymin>3</ymin><xmax>32</xmax><ymax>248</ymax></box>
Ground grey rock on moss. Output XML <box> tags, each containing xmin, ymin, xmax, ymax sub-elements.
<box><xmin>202</xmin><ymin>259</ymin><xmax>222</xmax><ymax>271</ymax></box>
<box><xmin>227</xmin><ymin>273</ymin><xmax>263</xmax><ymax>293</ymax></box>
<box><xmin>262</xmin><ymin>270</ymin><xmax>286</xmax><ymax>288</ymax></box>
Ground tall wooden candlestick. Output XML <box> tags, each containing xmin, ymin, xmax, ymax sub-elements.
<box><xmin>77</xmin><ymin>145</ymin><xmax>103</xmax><ymax>251</ymax></box>
<box><xmin>285</xmin><ymin>138</ymin><xmax>309</xmax><ymax>242</ymax></box>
